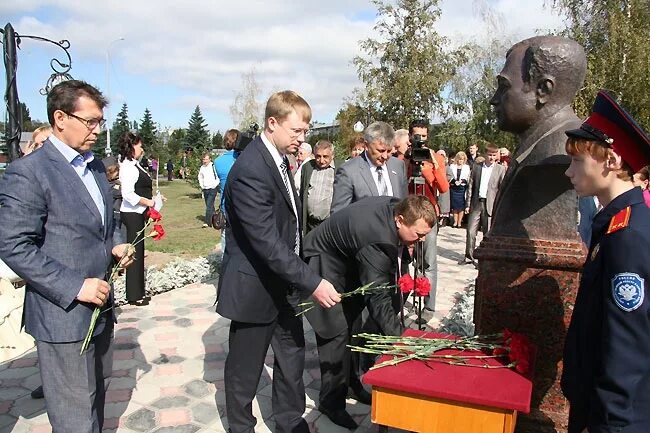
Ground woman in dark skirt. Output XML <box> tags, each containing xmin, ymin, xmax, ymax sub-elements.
<box><xmin>118</xmin><ymin>132</ymin><xmax>153</xmax><ymax>305</ymax></box>
<box><xmin>449</xmin><ymin>151</ymin><xmax>470</xmax><ymax>228</ymax></box>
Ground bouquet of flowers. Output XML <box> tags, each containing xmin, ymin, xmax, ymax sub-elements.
<box><xmin>80</xmin><ymin>208</ymin><xmax>165</xmax><ymax>354</ymax></box>
<box><xmin>350</xmin><ymin>329</ymin><xmax>533</xmax><ymax>374</ymax></box>
<box><xmin>398</xmin><ymin>274</ymin><xmax>431</xmax><ymax>297</ymax></box>
<box><xmin>296</xmin><ymin>281</ymin><xmax>395</xmax><ymax>316</ymax></box>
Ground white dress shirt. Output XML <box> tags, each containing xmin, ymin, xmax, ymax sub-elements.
<box><xmin>119</xmin><ymin>158</ymin><xmax>150</xmax><ymax>214</ymax></box>
<box><xmin>261</xmin><ymin>133</ymin><xmax>298</xmax><ymax>217</ymax></box>
<box><xmin>364</xmin><ymin>151</ymin><xmax>394</xmax><ymax>196</ymax></box>
<box><xmin>478</xmin><ymin>162</ymin><xmax>494</xmax><ymax>199</ymax></box>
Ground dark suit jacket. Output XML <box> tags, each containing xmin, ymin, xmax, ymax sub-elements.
<box><xmin>465</xmin><ymin>162</ymin><xmax>506</xmax><ymax>216</ymax></box>
<box><xmin>298</xmin><ymin>158</ymin><xmax>343</xmax><ymax>236</ymax></box>
<box><xmin>302</xmin><ymin>196</ymin><xmax>403</xmax><ymax>339</ymax></box>
<box><xmin>330</xmin><ymin>153</ymin><xmax>408</xmax><ymax>215</ymax></box>
<box><xmin>216</xmin><ymin>136</ymin><xmax>321</xmax><ymax>324</ymax></box>
<box><xmin>0</xmin><ymin>140</ymin><xmax>122</xmax><ymax>343</ymax></box>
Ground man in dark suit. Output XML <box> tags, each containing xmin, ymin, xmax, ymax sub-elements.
<box><xmin>298</xmin><ymin>139</ymin><xmax>343</xmax><ymax>236</ymax></box>
<box><xmin>330</xmin><ymin>121</ymin><xmax>408</xmax><ymax>214</ymax></box>
<box><xmin>302</xmin><ymin>195</ymin><xmax>436</xmax><ymax>429</ymax></box>
<box><xmin>0</xmin><ymin>80</ymin><xmax>130</xmax><ymax>433</ymax></box>
<box><xmin>461</xmin><ymin>143</ymin><xmax>506</xmax><ymax>265</ymax></box>
<box><xmin>216</xmin><ymin>90</ymin><xmax>340</xmax><ymax>433</ymax></box>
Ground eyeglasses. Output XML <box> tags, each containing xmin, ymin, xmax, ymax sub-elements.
<box><xmin>64</xmin><ymin>112</ymin><xmax>106</xmax><ymax>130</ymax></box>
<box><xmin>280</xmin><ymin>124</ymin><xmax>309</xmax><ymax>139</ymax></box>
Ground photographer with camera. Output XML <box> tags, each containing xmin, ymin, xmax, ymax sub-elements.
<box><xmin>405</xmin><ymin>120</ymin><xmax>449</xmax><ymax>316</ymax></box>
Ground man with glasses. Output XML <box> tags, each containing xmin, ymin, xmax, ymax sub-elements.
<box><xmin>217</xmin><ymin>90</ymin><xmax>340</xmax><ymax>433</ymax></box>
<box><xmin>0</xmin><ymin>80</ymin><xmax>131</xmax><ymax>433</ymax></box>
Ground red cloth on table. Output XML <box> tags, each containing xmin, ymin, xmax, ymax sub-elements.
<box><xmin>362</xmin><ymin>329</ymin><xmax>534</xmax><ymax>413</ymax></box>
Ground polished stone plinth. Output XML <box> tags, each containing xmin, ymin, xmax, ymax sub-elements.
<box><xmin>474</xmin><ymin>236</ymin><xmax>586</xmax><ymax>433</ymax></box>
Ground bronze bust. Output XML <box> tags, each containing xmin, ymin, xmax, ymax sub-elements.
<box><xmin>489</xmin><ymin>36</ymin><xmax>587</xmax><ymax>240</ymax></box>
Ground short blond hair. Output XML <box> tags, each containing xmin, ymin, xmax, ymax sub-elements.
<box><xmin>265</xmin><ymin>90</ymin><xmax>311</xmax><ymax>124</ymax></box>
<box><xmin>565</xmin><ymin>137</ymin><xmax>634</xmax><ymax>181</ymax></box>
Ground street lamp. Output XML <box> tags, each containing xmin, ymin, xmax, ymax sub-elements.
<box><xmin>105</xmin><ymin>37</ymin><xmax>124</xmax><ymax>156</ymax></box>
<box><xmin>353</xmin><ymin>121</ymin><xmax>364</xmax><ymax>133</ymax></box>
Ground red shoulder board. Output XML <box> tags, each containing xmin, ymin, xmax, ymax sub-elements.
<box><xmin>607</xmin><ymin>206</ymin><xmax>631</xmax><ymax>234</ymax></box>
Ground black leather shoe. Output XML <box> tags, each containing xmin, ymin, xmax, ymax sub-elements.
<box><xmin>318</xmin><ymin>406</ymin><xmax>358</xmax><ymax>430</ymax></box>
<box><xmin>348</xmin><ymin>384</ymin><xmax>372</xmax><ymax>405</ymax></box>
<box><xmin>31</xmin><ymin>385</ymin><xmax>44</xmax><ymax>399</ymax></box>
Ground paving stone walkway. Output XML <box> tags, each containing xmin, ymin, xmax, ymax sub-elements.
<box><xmin>0</xmin><ymin>226</ymin><xmax>478</xmax><ymax>433</ymax></box>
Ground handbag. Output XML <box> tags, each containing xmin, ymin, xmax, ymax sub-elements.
<box><xmin>212</xmin><ymin>205</ymin><xmax>228</xmax><ymax>230</ymax></box>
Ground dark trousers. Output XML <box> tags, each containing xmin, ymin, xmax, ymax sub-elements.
<box><xmin>224</xmin><ymin>292</ymin><xmax>309</xmax><ymax>433</ymax></box>
<box><xmin>167</xmin><ymin>169</ymin><xmax>173</xmax><ymax>181</ymax></box>
<box><xmin>203</xmin><ymin>188</ymin><xmax>218</xmax><ymax>226</ymax></box>
<box><xmin>121</xmin><ymin>211</ymin><xmax>146</xmax><ymax>302</ymax></box>
<box><xmin>465</xmin><ymin>199</ymin><xmax>489</xmax><ymax>260</ymax></box>
<box><xmin>36</xmin><ymin>320</ymin><xmax>114</xmax><ymax>433</ymax></box>
<box><xmin>314</xmin><ymin>296</ymin><xmax>365</xmax><ymax>411</ymax></box>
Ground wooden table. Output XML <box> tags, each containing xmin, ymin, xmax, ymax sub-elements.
<box><xmin>362</xmin><ymin>330</ymin><xmax>533</xmax><ymax>433</ymax></box>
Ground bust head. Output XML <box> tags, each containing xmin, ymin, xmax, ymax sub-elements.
<box><xmin>490</xmin><ymin>36</ymin><xmax>586</xmax><ymax>134</ymax></box>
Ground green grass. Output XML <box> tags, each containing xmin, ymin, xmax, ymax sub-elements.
<box><xmin>144</xmin><ymin>179</ymin><xmax>220</xmax><ymax>257</ymax></box>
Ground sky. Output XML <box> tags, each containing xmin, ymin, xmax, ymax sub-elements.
<box><xmin>1</xmin><ymin>0</ymin><xmax>566</xmax><ymax>134</ymax></box>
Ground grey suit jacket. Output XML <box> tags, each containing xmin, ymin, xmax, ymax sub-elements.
<box><xmin>0</xmin><ymin>140</ymin><xmax>122</xmax><ymax>343</ymax></box>
<box><xmin>465</xmin><ymin>162</ymin><xmax>506</xmax><ymax>216</ymax></box>
<box><xmin>330</xmin><ymin>152</ymin><xmax>408</xmax><ymax>214</ymax></box>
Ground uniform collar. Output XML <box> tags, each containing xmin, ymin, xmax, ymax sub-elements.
<box><xmin>592</xmin><ymin>187</ymin><xmax>644</xmax><ymax>234</ymax></box>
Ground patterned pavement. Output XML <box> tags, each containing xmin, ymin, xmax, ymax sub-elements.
<box><xmin>0</xmin><ymin>225</ymin><xmax>478</xmax><ymax>433</ymax></box>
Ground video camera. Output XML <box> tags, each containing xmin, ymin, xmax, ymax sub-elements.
<box><xmin>408</xmin><ymin>134</ymin><xmax>431</xmax><ymax>163</ymax></box>
<box><xmin>234</xmin><ymin>123</ymin><xmax>260</xmax><ymax>152</ymax></box>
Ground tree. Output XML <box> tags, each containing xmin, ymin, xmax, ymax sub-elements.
<box><xmin>212</xmin><ymin>131</ymin><xmax>224</xmax><ymax>149</ymax></box>
<box><xmin>111</xmin><ymin>103</ymin><xmax>131</xmax><ymax>155</ymax></box>
<box><xmin>553</xmin><ymin>0</ymin><xmax>650</xmax><ymax>129</ymax></box>
<box><xmin>353</xmin><ymin>0</ymin><xmax>464</xmax><ymax>128</ymax></box>
<box><xmin>439</xmin><ymin>2</ymin><xmax>517</xmax><ymax>152</ymax></box>
<box><xmin>229</xmin><ymin>68</ymin><xmax>263</xmax><ymax>130</ymax></box>
<box><xmin>20</xmin><ymin>102</ymin><xmax>32</xmax><ymax>131</ymax></box>
<box><xmin>167</xmin><ymin>128</ymin><xmax>186</xmax><ymax>161</ymax></box>
<box><xmin>139</xmin><ymin>108</ymin><xmax>158</xmax><ymax>154</ymax></box>
<box><xmin>185</xmin><ymin>106</ymin><xmax>210</xmax><ymax>153</ymax></box>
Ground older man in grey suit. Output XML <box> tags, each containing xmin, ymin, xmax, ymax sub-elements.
<box><xmin>330</xmin><ymin>121</ymin><xmax>408</xmax><ymax>214</ymax></box>
<box><xmin>0</xmin><ymin>80</ymin><xmax>130</xmax><ymax>433</ymax></box>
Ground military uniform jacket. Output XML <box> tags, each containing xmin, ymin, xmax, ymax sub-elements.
<box><xmin>562</xmin><ymin>187</ymin><xmax>650</xmax><ymax>433</ymax></box>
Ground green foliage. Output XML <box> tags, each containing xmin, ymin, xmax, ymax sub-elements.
<box><xmin>185</xmin><ymin>106</ymin><xmax>210</xmax><ymax>153</ymax></box>
<box><xmin>111</xmin><ymin>103</ymin><xmax>131</xmax><ymax>155</ymax></box>
<box><xmin>139</xmin><ymin>108</ymin><xmax>157</xmax><ymax>145</ymax></box>
<box><xmin>553</xmin><ymin>0</ymin><xmax>650</xmax><ymax>130</ymax></box>
<box><xmin>353</xmin><ymin>0</ymin><xmax>464</xmax><ymax>128</ymax></box>
<box><xmin>94</xmin><ymin>131</ymin><xmax>108</xmax><ymax>159</ymax></box>
<box><xmin>167</xmin><ymin>128</ymin><xmax>186</xmax><ymax>160</ymax></box>
<box><xmin>212</xmin><ymin>131</ymin><xmax>224</xmax><ymax>149</ymax></box>
<box><xmin>20</xmin><ymin>102</ymin><xmax>32</xmax><ymax>131</ymax></box>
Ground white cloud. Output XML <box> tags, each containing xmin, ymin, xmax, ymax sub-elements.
<box><xmin>6</xmin><ymin>0</ymin><xmax>567</xmax><ymax>129</ymax></box>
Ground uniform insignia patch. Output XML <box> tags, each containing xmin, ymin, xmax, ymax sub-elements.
<box><xmin>607</xmin><ymin>206</ymin><xmax>631</xmax><ymax>234</ymax></box>
<box><xmin>590</xmin><ymin>243</ymin><xmax>600</xmax><ymax>261</ymax></box>
<box><xmin>611</xmin><ymin>272</ymin><xmax>645</xmax><ymax>312</ymax></box>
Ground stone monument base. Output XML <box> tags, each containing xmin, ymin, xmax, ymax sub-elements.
<box><xmin>474</xmin><ymin>235</ymin><xmax>585</xmax><ymax>433</ymax></box>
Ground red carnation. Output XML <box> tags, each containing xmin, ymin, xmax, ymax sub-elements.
<box><xmin>147</xmin><ymin>208</ymin><xmax>162</xmax><ymax>222</ymax></box>
<box><xmin>503</xmin><ymin>330</ymin><xmax>532</xmax><ymax>375</ymax></box>
<box><xmin>151</xmin><ymin>224</ymin><xmax>165</xmax><ymax>241</ymax></box>
<box><xmin>398</xmin><ymin>274</ymin><xmax>414</xmax><ymax>294</ymax></box>
<box><xmin>414</xmin><ymin>277</ymin><xmax>431</xmax><ymax>297</ymax></box>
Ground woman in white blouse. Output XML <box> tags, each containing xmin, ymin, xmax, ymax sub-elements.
<box><xmin>118</xmin><ymin>132</ymin><xmax>153</xmax><ymax>305</ymax></box>
<box><xmin>449</xmin><ymin>151</ymin><xmax>471</xmax><ymax>228</ymax></box>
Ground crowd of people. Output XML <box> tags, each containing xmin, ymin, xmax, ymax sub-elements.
<box><xmin>1</xmin><ymin>68</ymin><xmax>650</xmax><ymax>433</ymax></box>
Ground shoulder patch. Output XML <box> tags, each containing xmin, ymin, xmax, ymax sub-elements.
<box><xmin>607</xmin><ymin>206</ymin><xmax>631</xmax><ymax>234</ymax></box>
<box><xmin>611</xmin><ymin>272</ymin><xmax>645</xmax><ymax>312</ymax></box>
